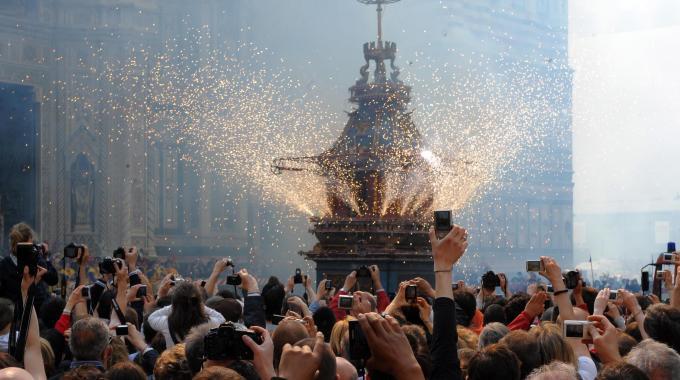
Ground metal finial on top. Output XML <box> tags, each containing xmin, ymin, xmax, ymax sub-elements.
<box><xmin>356</xmin><ymin>0</ymin><xmax>401</xmax><ymax>43</ymax></box>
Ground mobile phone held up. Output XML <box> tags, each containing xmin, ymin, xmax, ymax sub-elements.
<box><xmin>434</xmin><ymin>210</ymin><xmax>452</xmax><ymax>238</ymax></box>
<box><xmin>294</xmin><ymin>268</ymin><xmax>303</xmax><ymax>284</ymax></box>
<box><xmin>348</xmin><ymin>320</ymin><xmax>371</xmax><ymax>360</ymax></box>
<box><xmin>405</xmin><ymin>285</ymin><xmax>417</xmax><ymax>303</ymax></box>
<box><xmin>16</xmin><ymin>242</ymin><xmax>39</xmax><ymax>276</ymax></box>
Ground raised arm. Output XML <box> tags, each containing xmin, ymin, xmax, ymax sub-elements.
<box><xmin>428</xmin><ymin>225</ymin><xmax>467</xmax><ymax>380</ymax></box>
<box><xmin>21</xmin><ymin>267</ymin><xmax>47</xmax><ymax>380</ymax></box>
<box><xmin>539</xmin><ymin>256</ymin><xmax>576</xmax><ymax>321</ymax></box>
<box><xmin>205</xmin><ymin>259</ymin><xmax>229</xmax><ymax>297</ymax></box>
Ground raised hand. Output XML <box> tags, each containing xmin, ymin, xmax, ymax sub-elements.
<box><xmin>428</xmin><ymin>225</ymin><xmax>468</xmax><ymax>271</ymax></box>
<box><xmin>242</xmin><ymin>326</ymin><xmax>276</xmax><ymax>380</ymax></box>
<box><xmin>357</xmin><ymin>313</ymin><xmax>424</xmax><ymax>380</ymax></box>
<box><xmin>539</xmin><ymin>256</ymin><xmax>564</xmax><ymax>288</ymax></box>
<box><xmin>342</xmin><ymin>270</ymin><xmax>358</xmax><ymax>292</ymax></box>
<box><xmin>593</xmin><ymin>288</ymin><xmax>611</xmax><ymax>316</ymax></box>
<box><xmin>524</xmin><ymin>291</ymin><xmax>547</xmax><ymax>319</ymax></box>
<box><xmin>237</xmin><ymin>268</ymin><xmax>259</xmax><ymax>293</ymax></box>
<box><xmin>411</xmin><ymin>277</ymin><xmax>435</xmax><ymax>298</ymax></box>
<box><xmin>585</xmin><ymin>315</ymin><xmax>622</xmax><ymax>364</ymax></box>
<box><xmin>278</xmin><ymin>332</ymin><xmax>325</xmax><ymax>380</ymax></box>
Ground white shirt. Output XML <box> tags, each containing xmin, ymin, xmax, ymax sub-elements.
<box><xmin>147</xmin><ymin>305</ymin><xmax>225</xmax><ymax>348</ymax></box>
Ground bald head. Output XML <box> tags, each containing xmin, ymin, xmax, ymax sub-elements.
<box><xmin>336</xmin><ymin>357</ymin><xmax>358</xmax><ymax>380</ymax></box>
<box><xmin>0</xmin><ymin>368</ymin><xmax>34</xmax><ymax>380</ymax></box>
<box><xmin>272</xmin><ymin>319</ymin><xmax>310</xmax><ymax>369</ymax></box>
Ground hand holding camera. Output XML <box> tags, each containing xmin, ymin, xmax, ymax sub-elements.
<box><xmin>342</xmin><ymin>270</ymin><xmax>358</xmax><ymax>292</ymax></box>
<box><xmin>593</xmin><ymin>288</ymin><xmax>611</xmax><ymax>316</ymax></box>
<box><xmin>584</xmin><ymin>315</ymin><xmax>622</xmax><ymax>364</ymax></box>
<box><xmin>236</xmin><ymin>269</ymin><xmax>258</xmax><ymax>293</ymax></box>
<box><xmin>428</xmin><ymin>218</ymin><xmax>468</xmax><ymax>272</ymax></box>
<box><xmin>241</xmin><ymin>326</ymin><xmax>276</xmax><ymax>380</ymax></box>
<box><xmin>523</xmin><ymin>291</ymin><xmax>547</xmax><ymax>319</ymax></box>
<box><xmin>539</xmin><ymin>256</ymin><xmax>565</xmax><ymax>289</ymax></box>
<box><xmin>204</xmin><ymin>322</ymin><xmax>264</xmax><ymax>361</ymax></box>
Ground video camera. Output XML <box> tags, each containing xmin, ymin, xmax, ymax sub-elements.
<box><xmin>203</xmin><ymin>322</ymin><xmax>262</xmax><ymax>361</ymax></box>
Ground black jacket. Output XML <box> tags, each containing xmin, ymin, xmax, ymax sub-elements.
<box><xmin>429</xmin><ymin>297</ymin><xmax>463</xmax><ymax>380</ymax></box>
<box><xmin>0</xmin><ymin>254</ymin><xmax>59</xmax><ymax>310</ymax></box>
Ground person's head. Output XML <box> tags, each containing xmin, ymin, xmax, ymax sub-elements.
<box><xmin>313</xmin><ymin>307</ymin><xmax>336</xmax><ymax>343</ymax></box>
<box><xmin>499</xmin><ymin>330</ymin><xmax>541</xmax><ymax>379</ymax></box>
<box><xmin>70</xmin><ymin>317</ymin><xmax>111</xmax><ymax>362</ymax></box>
<box><xmin>483</xmin><ymin>303</ymin><xmax>506</xmax><ymax>325</ymax></box>
<box><xmin>154</xmin><ymin>343</ymin><xmax>192</xmax><ymax>380</ymax></box>
<box><xmin>478</xmin><ymin>322</ymin><xmax>509</xmax><ymax>349</ymax></box>
<box><xmin>168</xmin><ymin>282</ymin><xmax>208</xmax><ymax>342</ymax></box>
<box><xmin>330</xmin><ymin>319</ymin><xmax>350</xmax><ymax>358</ymax></box>
<box><xmin>281</xmin><ymin>295</ymin><xmax>307</xmax><ymax>316</ymax></box>
<box><xmin>8</xmin><ymin>223</ymin><xmax>33</xmax><ymax>255</ymax></box>
<box><xmin>456</xmin><ymin>326</ymin><xmax>479</xmax><ymax>350</ymax></box>
<box><xmin>294</xmin><ymin>338</ymin><xmax>336</xmax><ymax>380</ymax></box>
<box><xmin>625</xmin><ymin>321</ymin><xmax>642</xmax><ymax>342</ymax></box>
<box><xmin>350</xmin><ymin>291</ymin><xmax>376</xmax><ymax>316</ymax></box>
<box><xmin>206</xmin><ymin>298</ymin><xmax>242</xmax><ymax>323</ymax></box>
<box><xmin>261</xmin><ymin>283</ymin><xmax>284</xmax><ymax>321</ymax></box>
<box><xmin>504</xmin><ymin>293</ymin><xmax>531</xmax><ymax>323</ymax></box>
<box><xmin>617</xmin><ymin>332</ymin><xmax>638</xmax><ymax>358</ymax></box>
<box><xmin>272</xmin><ymin>319</ymin><xmax>310</xmax><ymax>369</ymax></box>
<box><xmin>467</xmin><ymin>344</ymin><xmax>520</xmax><ymax>380</ymax></box>
<box><xmin>596</xmin><ymin>362</ymin><xmax>650</xmax><ymax>380</ymax></box>
<box><xmin>0</xmin><ymin>368</ymin><xmax>34</xmax><ymax>380</ymax></box>
<box><xmin>401</xmin><ymin>324</ymin><xmax>428</xmax><ymax>357</ymax></box>
<box><xmin>625</xmin><ymin>339</ymin><xmax>680</xmax><ymax>380</ymax></box>
<box><xmin>192</xmin><ymin>366</ymin><xmax>244</xmax><ymax>380</ymax></box>
<box><xmin>184</xmin><ymin>323</ymin><xmax>218</xmax><ymax>375</ymax></box>
<box><xmin>62</xmin><ymin>365</ymin><xmax>105</xmax><ymax>380</ymax></box>
<box><xmin>0</xmin><ymin>352</ymin><xmax>20</xmax><ymax>369</ymax></box>
<box><xmin>526</xmin><ymin>361</ymin><xmax>578</xmax><ymax>380</ymax></box>
<box><xmin>457</xmin><ymin>348</ymin><xmax>476</xmax><ymax>379</ymax></box>
<box><xmin>453</xmin><ymin>290</ymin><xmax>476</xmax><ymax>327</ymax></box>
<box><xmin>335</xmin><ymin>357</ymin><xmax>358</xmax><ymax>380</ymax></box>
<box><xmin>529</xmin><ymin>323</ymin><xmax>576</xmax><ymax>366</ymax></box>
<box><xmin>0</xmin><ymin>298</ymin><xmax>13</xmax><ymax>333</ymax></box>
<box><xmin>123</xmin><ymin>308</ymin><xmax>139</xmax><ymax>330</ymax></box>
<box><xmin>643</xmin><ymin>303</ymin><xmax>680</xmax><ymax>354</ymax></box>
<box><xmin>106</xmin><ymin>337</ymin><xmax>129</xmax><ymax>369</ymax></box>
<box><xmin>104</xmin><ymin>361</ymin><xmax>146</xmax><ymax>380</ymax></box>
<box><xmin>39</xmin><ymin>296</ymin><xmax>66</xmax><ymax>330</ymax></box>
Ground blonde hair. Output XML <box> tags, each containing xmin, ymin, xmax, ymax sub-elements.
<box><xmin>40</xmin><ymin>338</ymin><xmax>55</xmax><ymax>377</ymax></box>
<box><xmin>154</xmin><ymin>343</ymin><xmax>191</xmax><ymax>379</ymax></box>
<box><xmin>9</xmin><ymin>222</ymin><xmax>34</xmax><ymax>254</ymax></box>
<box><xmin>529</xmin><ymin>322</ymin><xmax>576</xmax><ymax>366</ymax></box>
<box><xmin>456</xmin><ymin>326</ymin><xmax>479</xmax><ymax>350</ymax></box>
<box><xmin>330</xmin><ymin>317</ymin><xmax>353</xmax><ymax>357</ymax></box>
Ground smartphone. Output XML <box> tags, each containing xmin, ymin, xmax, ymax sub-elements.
<box><xmin>338</xmin><ymin>294</ymin><xmax>353</xmax><ymax>310</ymax></box>
<box><xmin>325</xmin><ymin>280</ymin><xmax>333</xmax><ymax>291</ymax></box>
<box><xmin>405</xmin><ymin>285</ymin><xmax>417</xmax><ymax>303</ymax></box>
<box><xmin>81</xmin><ymin>286</ymin><xmax>91</xmax><ymax>300</ymax></box>
<box><xmin>272</xmin><ymin>314</ymin><xmax>285</xmax><ymax>325</ymax></box>
<box><xmin>137</xmin><ymin>285</ymin><xmax>147</xmax><ymax>298</ymax></box>
<box><xmin>526</xmin><ymin>260</ymin><xmax>543</xmax><ymax>272</ymax></box>
<box><xmin>115</xmin><ymin>325</ymin><xmax>129</xmax><ymax>336</ymax></box>
<box><xmin>452</xmin><ymin>283</ymin><xmax>459</xmax><ymax>290</ymax></box>
<box><xmin>434</xmin><ymin>210</ymin><xmax>452</xmax><ymax>236</ymax></box>
<box><xmin>348</xmin><ymin>320</ymin><xmax>371</xmax><ymax>360</ymax></box>
<box><xmin>563</xmin><ymin>320</ymin><xmax>592</xmax><ymax>339</ymax></box>
<box><xmin>609</xmin><ymin>290</ymin><xmax>618</xmax><ymax>300</ymax></box>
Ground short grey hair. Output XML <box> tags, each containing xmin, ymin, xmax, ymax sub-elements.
<box><xmin>526</xmin><ymin>361</ymin><xmax>578</xmax><ymax>380</ymax></box>
<box><xmin>69</xmin><ymin>317</ymin><xmax>110</xmax><ymax>361</ymax></box>
<box><xmin>625</xmin><ymin>339</ymin><xmax>680</xmax><ymax>379</ymax></box>
<box><xmin>478</xmin><ymin>322</ymin><xmax>510</xmax><ymax>349</ymax></box>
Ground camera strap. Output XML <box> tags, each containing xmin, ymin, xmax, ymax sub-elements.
<box><xmin>9</xmin><ymin>284</ymin><xmax>36</xmax><ymax>362</ymax></box>
<box><xmin>110</xmin><ymin>298</ymin><xmax>126</xmax><ymax>324</ymax></box>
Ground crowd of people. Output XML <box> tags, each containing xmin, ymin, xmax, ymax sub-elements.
<box><xmin>0</xmin><ymin>221</ymin><xmax>679</xmax><ymax>380</ymax></box>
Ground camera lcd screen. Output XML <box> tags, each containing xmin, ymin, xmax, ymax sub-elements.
<box><xmin>405</xmin><ymin>285</ymin><xmax>417</xmax><ymax>301</ymax></box>
<box><xmin>115</xmin><ymin>325</ymin><xmax>128</xmax><ymax>336</ymax></box>
<box><xmin>609</xmin><ymin>291</ymin><xmax>618</xmax><ymax>300</ymax></box>
<box><xmin>526</xmin><ymin>260</ymin><xmax>542</xmax><ymax>272</ymax></box>
<box><xmin>338</xmin><ymin>295</ymin><xmax>353</xmax><ymax>309</ymax></box>
<box><xmin>434</xmin><ymin>210</ymin><xmax>452</xmax><ymax>231</ymax></box>
<box><xmin>564</xmin><ymin>323</ymin><xmax>584</xmax><ymax>338</ymax></box>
